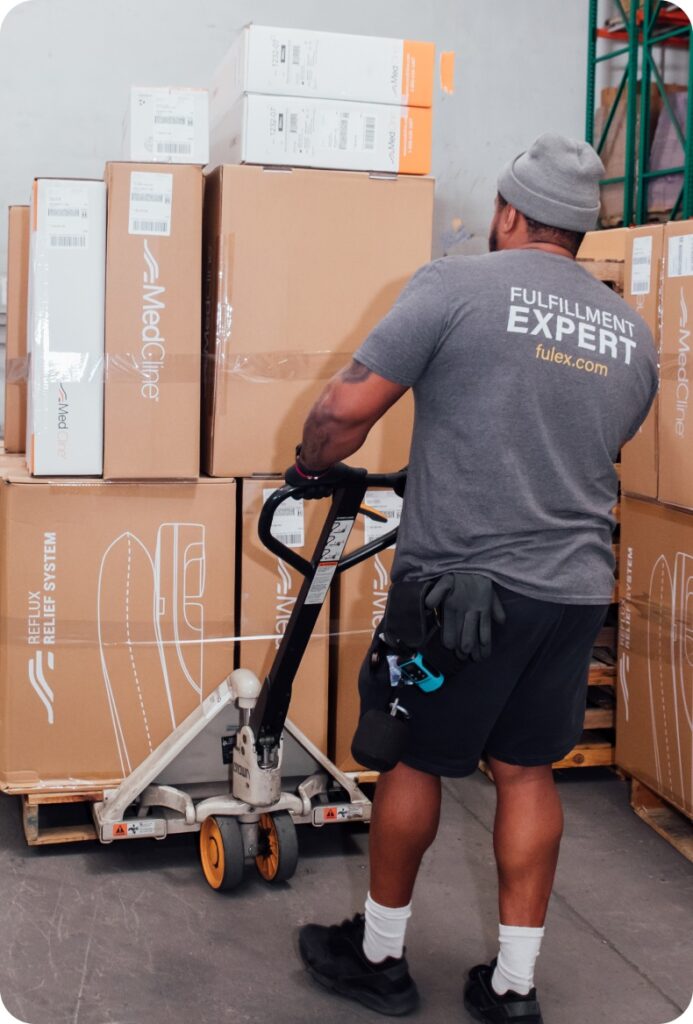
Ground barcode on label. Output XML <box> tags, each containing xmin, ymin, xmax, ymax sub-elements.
<box><xmin>154</xmin><ymin>115</ymin><xmax>188</xmax><ymax>125</ymax></box>
<box><xmin>363</xmin><ymin>117</ymin><xmax>376</xmax><ymax>150</ymax></box>
<box><xmin>289</xmin><ymin>113</ymin><xmax>298</xmax><ymax>133</ymax></box>
<box><xmin>131</xmin><ymin>193</ymin><xmax>170</xmax><ymax>204</ymax></box>
<box><xmin>339</xmin><ymin>114</ymin><xmax>350</xmax><ymax>151</ymax></box>
<box><xmin>156</xmin><ymin>141</ymin><xmax>192</xmax><ymax>154</ymax></box>
<box><xmin>630</xmin><ymin>235</ymin><xmax>653</xmax><ymax>295</ymax></box>
<box><xmin>292</xmin><ymin>45</ymin><xmax>301</xmax><ymax>65</ymax></box>
<box><xmin>263</xmin><ymin>489</ymin><xmax>305</xmax><ymax>548</ymax></box>
<box><xmin>48</xmin><ymin>207</ymin><xmax>82</xmax><ymax>217</ymax></box>
<box><xmin>282</xmin><ymin>532</ymin><xmax>303</xmax><ymax>547</ymax></box>
<box><xmin>49</xmin><ymin>235</ymin><xmax>87</xmax><ymax>248</ymax></box>
<box><xmin>131</xmin><ymin>220</ymin><xmax>169</xmax><ymax>234</ymax></box>
<box><xmin>668</xmin><ymin>234</ymin><xmax>693</xmax><ymax>278</ymax></box>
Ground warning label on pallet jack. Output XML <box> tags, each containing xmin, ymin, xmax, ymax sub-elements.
<box><xmin>305</xmin><ymin>518</ymin><xmax>353</xmax><ymax>605</ymax></box>
<box><xmin>111</xmin><ymin>820</ymin><xmax>158</xmax><ymax>839</ymax></box>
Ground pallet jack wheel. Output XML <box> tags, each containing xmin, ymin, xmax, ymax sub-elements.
<box><xmin>255</xmin><ymin>811</ymin><xmax>299</xmax><ymax>883</ymax></box>
<box><xmin>199</xmin><ymin>816</ymin><xmax>245</xmax><ymax>892</ymax></box>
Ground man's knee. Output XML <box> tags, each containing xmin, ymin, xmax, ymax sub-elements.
<box><xmin>488</xmin><ymin>757</ymin><xmax>555</xmax><ymax>789</ymax></box>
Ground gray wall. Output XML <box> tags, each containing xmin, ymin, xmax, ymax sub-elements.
<box><xmin>0</xmin><ymin>0</ymin><xmax>592</xmax><ymax>276</ymax></box>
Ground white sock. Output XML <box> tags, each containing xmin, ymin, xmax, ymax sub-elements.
<box><xmin>491</xmin><ymin>924</ymin><xmax>545</xmax><ymax>996</ymax></box>
<box><xmin>362</xmin><ymin>892</ymin><xmax>412</xmax><ymax>963</ymax></box>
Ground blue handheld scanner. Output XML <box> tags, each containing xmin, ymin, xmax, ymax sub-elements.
<box><xmin>397</xmin><ymin>653</ymin><xmax>445</xmax><ymax>693</ymax></box>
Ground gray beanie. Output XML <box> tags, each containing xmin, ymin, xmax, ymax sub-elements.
<box><xmin>497</xmin><ymin>133</ymin><xmax>604</xmax><ymax>232</ymax></box>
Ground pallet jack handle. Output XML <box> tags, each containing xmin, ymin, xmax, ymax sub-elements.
<box><xmin>251</xmin><ymin>468</ymin><xmax>406</xmax><ymax>751</ymax></box>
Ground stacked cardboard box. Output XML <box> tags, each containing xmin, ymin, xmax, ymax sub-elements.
<box><xmin>209</xmin><ymin>25</ymin><xmax>434</xmax><ymax>174</ymax></box>
<box><xmin>617</xmin><ymin>219</ymin><xmax>693</xmax><ymax>822</ymax></box>
<box><xmin>4</xmin><ymin>206</ymin><xmax>29</xmax><ymax>453</ymax></box>
<box><xmin>2</xmin><ymin>28</ymin><xmax>437</xmax><ymax>790</ymax></box>
<box><xmin>202</xmin><ymin>164</ymin><xmax>434</xmax><ymax>477</ymax></box>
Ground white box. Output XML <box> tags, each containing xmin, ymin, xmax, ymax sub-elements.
<box><xmin>27</xmin><ymin>179</ymin><xmax>106</xmax><ymax>476</ymax></box>
<box><xmin>124</xmin><ymin>86</ymin><xmax>210</xmax><ymax>165</ymax></box>
<box><xmin>211</xmin><ymin>26</ymin><xmax>434</xmax><ymax>127</ymax></box>
<box><xmin>210</xmin><ymin>94</ymin><xmax>431</xmax><ymax>175</ymax></box>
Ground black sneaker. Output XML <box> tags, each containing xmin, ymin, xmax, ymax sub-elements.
<box><xmin>298</xmin><ymin>913</ymin><xmax>419</xmax><ymax>1016</ymax></box>
<box><xmin>464</xmin><ymin>962</ymin><xmax>544</xmax><ymax>1023</ymax></box>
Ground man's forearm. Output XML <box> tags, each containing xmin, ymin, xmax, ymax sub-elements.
<box><xmin>298</xmin><ymin>359</ymin><xmax>407</xmax><ymax>471</ymax></box>
<box><xmin>300</xmin><ymin>406</ymin><xmax>372</xmax><ymax>470</ymax></box>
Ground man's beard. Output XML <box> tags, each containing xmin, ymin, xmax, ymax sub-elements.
<box><xmin>488</xmin><ymin>226</ymin><xmax>498</xmax><ymax>252</ymax></box>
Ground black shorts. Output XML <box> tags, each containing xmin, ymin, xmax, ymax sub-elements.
<box><xmin>358</xmin><ymin>585</ymin><xmax>609</xmax><ymax>777</ymax></box>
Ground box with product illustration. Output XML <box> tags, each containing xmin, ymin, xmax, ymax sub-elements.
<box><xmin>4</xmin><ymin>205</ymin><xmax>30</xmax><ymax>453</ymax></box>
<box><xmin>210</xmin><ymin>25</ymin><xmax>435</xmax><ymax>124</ymax></box>
<box><xmin>123</xmin><ymin>86</ymin><xmax>209</xmax><ymax>165</ymax></box>
<box><xmin>0</xmin><ymin>476</ymin><xmax>236</xmax><ymax>792</ymax></box>
<box><xmin>27</xmin><ymin>178</ymin><xmax>106</xmax><ymax>476</ymax></box>
<box><xmin>658</xmin><ymin>219</ymin><xmax>693</xmax><ymax>511</ymax></box>
<box><xmin>202</xmin><ymin>164</ymin><xmax>433</xmax><ymax>477</ymax></box>
<box><xmin>210</xmin><ymin>94</ymin><xmax>432</xmax><ymax>175</ymax></box>
<box><xmin>620</xmin><ymin>224</ymin><xmax>665</xmax><ymax>500</ymax></box>
<box><xmin>617</xmin><ymin>497</ymin><xmax>692</xmax><ymax>819</ymax></box>
<box><xmin>104</xmin><ymin>163</ymin><xmax>203</xmax><ymax>480</ymax></box>
<box><xmin>238</xmin><ymin>478</ymin><xmax>329</xmax><ymax>753</ymax></box>
<box><xmin>330</xmin><ymin>487</ymin><xmax>402</xmax><ymax>771</ymax></box>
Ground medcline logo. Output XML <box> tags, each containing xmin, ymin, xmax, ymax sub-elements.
<box><xmin>56</xmin><ymin>384</ymin><xmax>69</xmax><ymax>459</ymax></box>
<box><xmin>275</xmin><ymin>560</ymin><xmax>295</xmax><ymax>647</ymax></box>
<box><xmin>140</xmin><ymin>239</ymin><xmax>166</xmax><ymax>402</ymax></box>
<box><xmin>28</xmin><ymin>650</ymin><xmax>55</xmax><ymax>725</ymax></box>
<box><xmin>372</xmin><ymin>554</ymin><xmax>389</xmax><ymax>629</ymax></box>
<box><xmin>675</xmin><ymin>287</ymin><xmax>690</xmax><ymax>438</ymax></box>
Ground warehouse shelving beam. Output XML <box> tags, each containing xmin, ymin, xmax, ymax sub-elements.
<box><xmin>586</xmin><ymin>0</ymin><xmax>692</xmax><ymax>225</ymax></box>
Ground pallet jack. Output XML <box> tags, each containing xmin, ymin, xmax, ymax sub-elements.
<box><xmin>90</xmin><ymin>469</ymin><xmax>404</xmax><ymax>891</ymax></box>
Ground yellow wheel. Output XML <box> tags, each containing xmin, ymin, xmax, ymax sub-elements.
<box><xmin>255</xmin><ymin>811</ymin><xmax>299</xmax><ymax>883</ymax></box>
<box><xmin>199</xmin><ymin>815</ymin><xmax>245</xmax><ymax>891</ymax></box>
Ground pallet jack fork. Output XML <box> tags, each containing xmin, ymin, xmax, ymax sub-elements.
<box><xmin>91</xmin><ymin>469</ymin><xmax>404</xmax><ymax>891</ymax></box>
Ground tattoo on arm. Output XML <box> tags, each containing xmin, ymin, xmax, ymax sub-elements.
<box><xmin>338</xmin><ymin>360</ymin><xmax>372</xmax><ymax>384</ymax></box>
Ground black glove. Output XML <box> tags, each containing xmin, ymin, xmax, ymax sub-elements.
<box><xmin>284</xmin><ymin>455</ymin><xmax>366</xmax><ymax>499</ymax></box>
<box><xmin>424</xmin><ymin>573</ymin><xmax>506</xmax><ymax>662</ymax></box>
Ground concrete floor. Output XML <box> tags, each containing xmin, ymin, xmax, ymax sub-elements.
<box><xmin>0</xmin><ymin>770</ymin><xmax>690</xmax><ymax>1024</ymax></box>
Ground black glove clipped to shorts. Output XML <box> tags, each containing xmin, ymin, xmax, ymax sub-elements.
<box><xmin>424</xmin><ymin>572</ymin><xmax>506</xmax><ymax>662</ymax></box>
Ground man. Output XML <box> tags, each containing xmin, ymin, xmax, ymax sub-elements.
<box><xmin>285</xmin><ymin>134</ymin><xmax>657</xmax><ymax>1023</ymax></box>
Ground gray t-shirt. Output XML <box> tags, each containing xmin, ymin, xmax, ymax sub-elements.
<box><xmin>355</xmin><ymin>249</ymin><xmax>658</xmax><ymax>604</ymax></box>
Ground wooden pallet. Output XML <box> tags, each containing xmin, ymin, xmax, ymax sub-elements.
<box><xmin>630</xmin><ymin>778</ymin><xmax>693</xmax><ymax>863</ymax></box>
<box><xmin>21</xmin><ymin>791</ymin><xmax>101</xmax><ymax>846</ymax></box>
<box><xmin>553</xmin><ymin>729</ymin><xmax>615</xmax><ymax>769</ymax></box>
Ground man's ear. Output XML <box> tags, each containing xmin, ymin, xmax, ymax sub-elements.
<box><xmin>502</xmin><ymin>203</ymin><xmax>519</xmax><ymax>233</ymax></box>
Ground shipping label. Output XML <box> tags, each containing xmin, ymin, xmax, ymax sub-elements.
<box><xmin>151</xmin><ymin>92</ymin><xmax>197</xmax><ymax>159</ymax></box>
<box><xmin>43</xmin><ymin>182</ymin><xmax>90</xmax><ymax>250</ymax></box>
<box><xmin>630</xmin><ymin>236</ymin><xmax>653</xmax><ymax>296</ymax></box>
<box><xmin>668</xmin><ymin>234</ymin><xmax>693</xmax><ymax>278</ymax></box>
<box><xmin>363</xmin><ymin>490</ymin><xmax>403</xmax><ymax>545</ymax></box>
<box><xmin>129</xmin><ymin>171</ymin><xmax>173</xmax><ymax>237</ymax></box>
<box><xmin>263</xmin><ymin>489</ymin><xmax>305</xmax><ymax>549</ymax></box>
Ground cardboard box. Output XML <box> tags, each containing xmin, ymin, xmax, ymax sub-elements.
<box><xmin>330</xmin><ymin>487</ymin><xmax>402</xmax><ymax>771</ymax></box>
<box><xmin>27</xmin><ymin>179</ymin><xmax>106</xmax><ymax>476</ymax></box>
<box><xmin>658</xmin><ymin>219</ymin><xmax>693</xmax><ymax>511</ymax></box>
<box><xmin>211</xmin><ymin>26</ymin><xmax>435</xmax><ymax>123</ymax></box>
<box><xmin>103</xmin><ymin>163</ymin><xmax>203</xmax><ymax>480</ymax></box>
<box><xmin>0</xmin><ymin>476</ymin><xmax>236</xmax><ymax>792</ymax></box>
<box><xmin>577</xmin><ymin>227</ymin><xmax>630</xmax><ymax>263</ymax></box>
<box><xmin>202</xmin><ymin>165</ymin><xmax>433</xmax><ymax>477</ymax></box>
<box><xmin>238</xmin><ymin>478</ymin><xmax>329</xmax><ymax>752</ymax></box>
<box><xmin>4</xmin><ymin>206</ymin><xmax>30</xmax><ymax>453</ymax></box>
<box><xmin>209</xmin><ymin>95</ymin><xmax>432</xmax><ymax>175</ymax></box>
<box><xmin>124</xmin><ymin>86</ymin><xmax>209</xmax><ymax>165</ymax></box>
<box><xmin>617</xmin><ymin>497</ymin><xmax>692</xmax><ymax>818</ymax></box>
<box><xmin>620</xmin><ymin>225</ymin><xmax>665</xmax><ymax>500</ymax></box>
